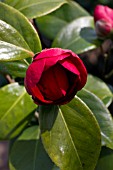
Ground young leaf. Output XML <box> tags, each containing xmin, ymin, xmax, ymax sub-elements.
<box><xmin>9</xmin><ymin>126</ymin><xmax>54</xmax><ymax>170</ymax></box>
<box><xmin>52</xmin><ymin>16</ymin><xmax>100</xmax><ymax>54</ymax></box>
<box><xmin>84</xmin><ymin>74</ymin><xmax>113</xmax><ymax>107</ymax></box>
<box><xmin>0</xmin><ymin>83</ymin><xmax>37</xmax><ymax>139</ymax></box>
<box><xmin>0</xmin><ymin>2</ymin><xmax>42</xmax><ymax>54</ymax></box>
<box><xmin>77</xmin><ymin>89</ymin><xmax>113</xmax><ymax>149</ymax></box>
<box><xmin>39</xmin><ymin>97</ymin><xmax>101</xmax><ymax>170</ymax></box>
<box><xmin>4</xmin><ymin>0</ymin><xmax>67</xmax><ymax>19</ymax></box>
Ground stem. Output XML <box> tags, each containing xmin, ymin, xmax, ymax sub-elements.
<box><xmin>6</xmin><ymin>74</ymin><xmax>15</xmax><ymax>83</ymax></box>
<box><xmin>23</xmin><ymin>59</ymin><xmax>30</xmax><ymax>66</ymax></box>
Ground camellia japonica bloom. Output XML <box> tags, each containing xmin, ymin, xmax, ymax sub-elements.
<box><xmin>94</xmin><ymin>5</ymin><xmax>113</xmax><ymax>37</ymax></box>
<box><xmin>24</xmin><ymin>48</ymin><xmax>87</xmax><ymax>105</ymax></box>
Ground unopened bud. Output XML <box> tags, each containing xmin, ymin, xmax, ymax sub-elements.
<box><xmin>95</xmin><ymin>20</ymin><xmax>112</xmax><ymax>37</ymax></box>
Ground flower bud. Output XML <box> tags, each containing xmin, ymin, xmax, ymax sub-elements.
<box><xmin>94</xmin><ymin>5</ymin><xmax>113</xmax><ymax>38</ymax></box>
<box><xmin>95</xmin><ymin>20</ymin><xmax>112</xmax><ymax>37</ymax></box>
<box><xmin>24</xmin><ymin>48</ymin><xmax>87</xmax><ymax>105</ymax></box>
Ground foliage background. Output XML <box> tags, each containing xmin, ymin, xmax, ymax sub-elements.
<box><xmin>0</xmin><ymin>0</ymin><xmax>113</xmax><ymax>170</ymax></box>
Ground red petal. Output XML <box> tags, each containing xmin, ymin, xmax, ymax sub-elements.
<box><xmin>38</xmin><ymin>64</ymin><xmax>69</xmax><ymax>101</ymax></box>
<box><xmin>33</xmin><ymin>48</ymin><xmax>77</xmax><ymax>71</ymax></box>
<box><xmin>24</xmin><ymin>59</ymin><xmax>45</xmax><ymax>94</ymax></box>
<box><xmin>59</xmin><ymin>56</ymin><xmax>87</xmax><ymax>90</ymax></box>
<box><xmin>31</xmin><ymin>85</ymin><xmax>52</xmax><ymax>104</ymax></box>
<box><xmin>34</xmin><ymin>48</ymin><xmax>73</xmax><ymax>60</ymax></box>
<box><xmin>59</xmin><ymin>57</ymin><xmax>80</xmax><ymax>75</ymax></box>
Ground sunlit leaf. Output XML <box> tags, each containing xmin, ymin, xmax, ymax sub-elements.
<box><xmin>0</xmin><ymin>83</ymin><xmax>37</xmax><ymax>139</ymax></box>
<box><xmin>0</xmin><ymin>2</ymin><xmax>42</xmax><ymax>53</ymax></box>
<box><xmin>39</xmin><ymin>98</ymin><xmax>101</xmax><ymax>170</ymax></box>
<box><xmin>4</xmin><ymin>0</ymin><xmax>67</xmax><ymax>19</ymax></box>
<box><xmin>77</xmin><ymin>89</ymin><xmax>113</xmax><ymax>149</ymax></box>
<box><xmin>0</xmin><ymin>19</ymin><xmax>33</xmax><ymax>60</ymax></box>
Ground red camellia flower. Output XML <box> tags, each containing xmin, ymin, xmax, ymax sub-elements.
<box><xmin>24</xmin><ymin>48</ymin><xmax>87</xmax><ymax>105</ymax></box>
<box><xmin>94</xmin><ymin>5</ymin><xmax>113</xmax><ymax>37</ymax></box>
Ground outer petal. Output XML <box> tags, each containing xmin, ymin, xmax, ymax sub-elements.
<box><xmin>31</xmin><ymin>85</ymin><xmax>52</xmax><ymax>104</ymax></box>
<box><xmin>33</xmin><ymin>48</ymin><xmax>77</xmax><ymax>71</ymax></box>
<box><xmin>59</xmin><ymin>56</ymin><xmax>87</xmax><ymax>90</ymax></box>
<box><xmin>59</xmin><ymin>57</ymin><xmax>80</xmax><ymax>75</ymax></box>
<box><xmin>24</xmin><ymin>59</ymin><xmax>45</xmax><ymax>94</ymax></box>
<box><xmin>33</xmin><ymin>48</ymin><xmax>74</xmax><ymax>60</ymax></box>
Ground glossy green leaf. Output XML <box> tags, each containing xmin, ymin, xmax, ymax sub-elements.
<box><xmin>4</xmin><ymin>0</ymin><xmax>67</xmax><ymax>19</ymax></box>
<box><xmin>36</xmin><ymin>15</ymin><xmax>67</xmax><ymax>41</ymax></box>
<box><xmin>77</xmin><ymin>89</ymin><xmax>113</xmax><ymax>149</ymax></box>
<box><xmin>36</xmin><ymin>1</ymin><xmax>89</xmax><ymax>40</ymax></box>
<box><xmin>52</xmin><ymin>166</ymin><xmax>60</xmax><ymax>170</ymax></box>
<box><xmin>54</xmin><ymin>0</ymin><xmax>89</xmax><ymax>22</ymax></box>
<box><xmin>0</xmin><ymin>19</ymin><xmax>35</xmax><ymax>61</ymax></box>
<box><xmin>85</xmin><ymin>74</ymin><xmax>113</xmax><ymax>107</ymax></box>
<box><xmin>0</xmin><ymin>41</ymin><xmax>34</xmax><ymax>61</ymax></box>
<box><xmin>52</xmin><ymin>16</ymin><xmax>99</xmax><ymax>54</ymax></box>
<box><xmin>0</xmin><ymin>83</ymin><xmax>37</xmax><ymax>139</ymax></box>
<box><xmin>0</xmin><ymin>60</ymin><xmax>27</xmax><ymax>77</ymax></box>
<box><xmin>9</xmin><ymin>126</ymin><xmax>54</xmax><ymax>170</ymax></box>
<box><xmin>95</xmin><ymin>147</ymin><xmax>113</xmax><ymax>170</ymax></box>
<box><xmin>0</xmin><ymin>19</ymin><xmax>34</xmax><ymax>61</ymax></box>
<box><xmin>0</xmin><ymin>2</ymin><xmax>42</xmax><ymax>53</ymax></box>
<box><xmin>0</xmin><ymin>20</ymin><xmax>31</xmax><ymax>50</ymax></box>
<box><xmin>39</xmin><ymin>98</ymin><xmax>101</xmax><ymax>170</ymax></box>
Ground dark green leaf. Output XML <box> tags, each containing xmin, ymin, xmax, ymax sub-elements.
<box><xmin>40</xmin><ymin>97</ymin><xmax>101</xmax><ymax>170</ymax></box>
<box><xmin>54</xmin><ymin>0</ymin><xmax>89</xmax><ymax>22</ymax></box>
<box><xmin>0</xmin><ymin>60</ymin><xmax>27</xmax><ymax>77</ymax></box>
<box><xmin>0</xmin><ymin>83</ymin><xmax>37</xmax><ymax>139</ymax></box>
<box><xmin>52</xmin><ymin>165</ymin><xmax>60</xmax><ymax>170</ymax></box>
<box><xmin>4</xmin><ymin>0</ymin><xmax>67</xmax><ymax>19</ymax></box>
<box><xmin>95</xmin><ymin>147</ymin><xmax>113</xmax><ymax>170</ymax></box>
<box><xmin>0</xmin><ymin>2</ymin><xmax>42</xmax><ymax>53</ymax></box>
<box><xmin>36</xmin><ymin>1</ymin><xmax>89</xmax><ymax>40</ymax></box>
<box><xmin>77</xmin><ymin>89</ymin><xmax>113</xmax><ymax>149</ymax></box>
<box><xmin>0</xmin><ymin>73</ymin><xmax>7</xmax><ymax>87</ymax></box>
<box><xmin>52</xmin><ymin>16</ymin><xmax>99</xmax><ymax>54</ymax></box>
<box><xmin>85</xmin><ymin>74</ymin><xmax>113</xmax><ymax>107</ymax></box>
<box><xmin>36</xmin><ymin>15</ymin><xmax>67</xmax><ymax>40</ymax></box>
<box><xmin>9</xmin><ymin>126</ymin><xmax>54</xmax><ymax>170</ymax></box>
